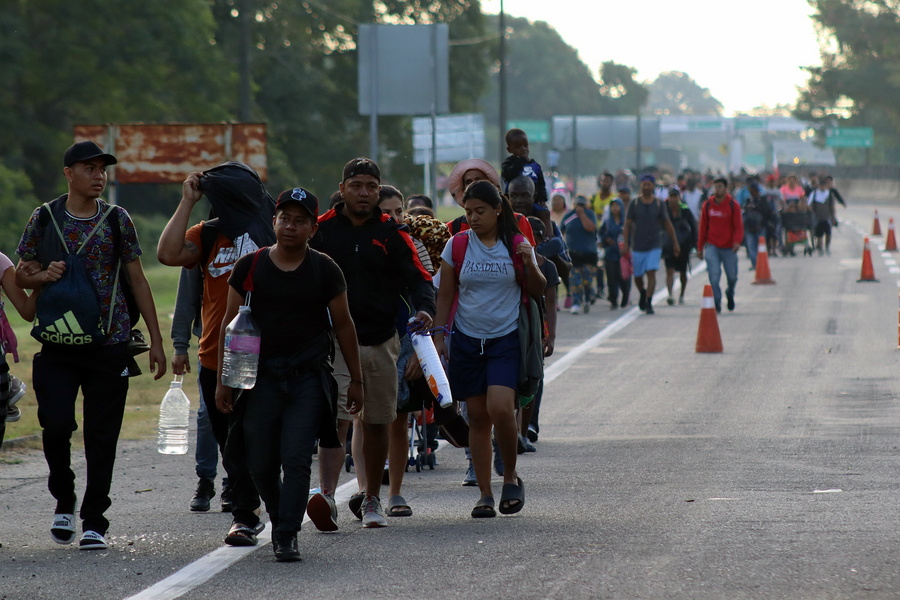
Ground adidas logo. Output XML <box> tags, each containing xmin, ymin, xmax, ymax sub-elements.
<box><xmin>39</xmin><ymin>310</ymin><xmax>94</xmax><ymax>345</ymax></box>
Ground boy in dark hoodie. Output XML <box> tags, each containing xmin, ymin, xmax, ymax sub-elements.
<box><xmin>501</xmin><ymin>129</ymin><xmax>548</xmax><ymax>208</ymax></box>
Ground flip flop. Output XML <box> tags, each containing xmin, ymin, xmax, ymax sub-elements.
<box><xmin>471</xmin><ymin>496</ymin><xmax>496</xmax><ymax>518</ymax></box>
<box><xmin>498</xmin><ymin>477</ymin><xmax>525</xmax><ymax>515</ymax></box>
<box><xmin>387</xmin><ymin>495</ymin><xmax>412</xmax><ymax>517</ymax></box>
<box><xmin>224</xmin><ymin>522</ymin><xmax>259</xmax><ymax>547</ymax></box>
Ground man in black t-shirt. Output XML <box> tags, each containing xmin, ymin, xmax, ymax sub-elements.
<box><xmin>215</xmin><ymin>188</ymin><xmax>364</xmax><ymax>562</ymax></box>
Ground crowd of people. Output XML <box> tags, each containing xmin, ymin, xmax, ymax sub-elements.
<box><xmin>0</xmin><ymin>134</ymin><xmax>846</xmax><ymax>562</ymax></box>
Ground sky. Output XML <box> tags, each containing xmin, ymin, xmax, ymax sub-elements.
<box><xmin>480</xmin><ymin>0</ymin><xmax>824</xmax><ymax>116</ymax></box>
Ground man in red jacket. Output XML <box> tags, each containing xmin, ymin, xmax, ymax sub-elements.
<box><xmin>697</xmin><ymin>178</ymin><xmax>744</xmax><ymax>313</ymax></box>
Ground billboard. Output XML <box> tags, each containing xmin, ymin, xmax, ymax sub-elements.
<box><xmin>73</xmin><ymin>123</ymin><xmax>268</xmax><ymax>183</ymax></box>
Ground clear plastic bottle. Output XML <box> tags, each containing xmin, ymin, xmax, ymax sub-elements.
<box><xmin>221</xmin><ymin>305</ymin><xmax>261</xmax><ymax>389</ymax></box>
<box><xmin>157</xmin><ymin>375</ymin><xmax>190</xmax><ymax>455</ymax></box>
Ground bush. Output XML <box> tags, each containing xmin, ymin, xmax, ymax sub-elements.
<box><xmin>0</xmin><ymin>163</ymin><xmax>41</xmax><ymax>257</ymax></box>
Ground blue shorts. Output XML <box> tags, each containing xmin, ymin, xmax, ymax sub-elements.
<box><xmin>448</xmin><ymin>328</ymin><xmax>520</xmax><ymax>400</ymax></box>
<box><xmin>631</xmin><ymin>248</ymin><xmax>662</xmax><ymax>277</ymax></box>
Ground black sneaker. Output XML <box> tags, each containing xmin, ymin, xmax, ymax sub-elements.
<box><xmin>220</xmin><ymin>479</ymin><xmax>232</xmax><ymax>512</ymax></box>
<box><xmin>273</xmin><ymin>533</ymin><xmax>301</xmax><ymax>562</ymax></box>
<box><xmin>638</xmin><ymin>290</ymin><xmax>647</xmax><ymax>311</ymax></box>
<box><xmin>526</xmin><ymin>425</ymin><xmax>538</xmax><ymax>443</ymax></box>
<box><xmin>726</xmin><ymin>293</ymin><xmax>735</xmax><ymax>312</ymax></box>
<box><xmin>645</xmin><ymin>300</ymin><xmax>654</xmax><ymax>314</ymax></box>
<box><xmin>190</xmin><ymin>478</ymin><xmax>215</xmax><ymax>512</ymax></box>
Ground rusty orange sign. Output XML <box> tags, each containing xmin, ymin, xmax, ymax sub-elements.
<box><xmin>73</xmin><ymin>123</ymin><xmax>268</xmax><ymax>183</ymax></box>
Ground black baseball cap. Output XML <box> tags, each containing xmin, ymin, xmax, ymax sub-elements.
<box><xmin>342</xmin><ymin>157</ymin><xmax>381</xmax><ymax>182</ymax></box>
<box><xmin>64</xmin><ymin>141</ymin><xmax>117</xmax><ymax>167</ymax></box>
<box><xmin>276</xmin><ymin>187</ymin><xmax>319</xmax><ymax>220</ymax></box>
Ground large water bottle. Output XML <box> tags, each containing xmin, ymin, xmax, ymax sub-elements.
<box><xmin>157</xmin><ymin>375</ymin><xmax>190</xmax><ymax>455</ymax></box>
<box><xmin>221</xmin><ymin>305</ymin><xmax>261</xmax><ymax>389</ymax></box>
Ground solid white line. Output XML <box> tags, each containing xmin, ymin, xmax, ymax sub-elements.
<box><xmin>130</xmin><ymin>257</ymin><xmax>712</xmax><ymax>598</ymax></box>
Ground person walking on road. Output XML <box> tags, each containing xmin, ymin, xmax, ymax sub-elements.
<box><xmin>697</xmin><ymin>178</ymin><xmax>744</xmax><ymax>313</ymax></box>
<box><xmin>16</xmin><ymin>141</ymin><xmax>167</xmax><ymax>551</ymax></box>
<box><xmin>310</xmin><ymin>158</ymin><xmax>435</xmax><ymax>528</ymax></box>
<box><xmin>807</xmin><ymin>178</ymin><xmax>837</xmax><ymax>256</ymax></box>
<box><xmin>215</xmin><ymin>188</ymin><xmax>363</xmax><ymax>562</ymax></box>
<box><xmin>663</xmin><ymin>188</ymin><xmax>697</xmax><ymax>305</ymax></box>
<box><xmin>622</xmin><ymin>174</ymin><xmax>680</xmax><ymax>314</ymax></box>
<box><xmin>433</xmin><ymin>181</ymin><xmax>546</xmax><ymax>519</ymax></box>
<box><xmin>560</xmin><ymin>195</ymin><xmax>598</xmax><ymax>315</ymax></box>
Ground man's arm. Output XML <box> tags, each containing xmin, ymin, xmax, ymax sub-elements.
<box><xmin>171</xmin><ymin>266</ymin><xmax>202</xmax><ymax>375</ymax></box>
<box><xmin>157</xmin><ymin>172</ymin><xmax>204</xmax><ymax>267</ymax></box>
<box><xmin>328</xmin><ymin>291</ymin><xmax>364</xmax><ymax>415</ymax></box>
<box><xmin>124</xmin><ymin>258</ymin><xmax>167</xmax><ymax>380</ymax></box>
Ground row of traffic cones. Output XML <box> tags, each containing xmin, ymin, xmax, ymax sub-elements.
<box><xmin>872</xmin><ymin>210</ymin><xmax>898</xmax><ymax>251</ymax></box>
<box><xmin>697</xmin><ymin>224</ymin><xmax>881</xmax><ymax>352</ymax></box>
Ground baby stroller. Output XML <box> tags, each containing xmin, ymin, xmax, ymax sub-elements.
<box><xmin>780</xmin><ymin>211</ymin><xmax>814</xmax><ymax>256</ymax></box>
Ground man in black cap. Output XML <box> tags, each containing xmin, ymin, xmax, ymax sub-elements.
<box><xmin>311</xmin><ymin>158</ymin><xmax>435</xmax><ymax>528</ymax></box>
<box><xmin>15</xmin><ymin>140</ymin><xmax>167</xmax><ymax>550</ymax></box>
<box><xmin>215</xmin><ymin>188</ymin><xmax>364</xmax><ymax>561</ymax></box>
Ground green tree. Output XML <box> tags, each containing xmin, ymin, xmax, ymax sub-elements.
<box><xmin>1</xmin><ymin>0</ymin><xmax>235</xmax><ymax>201</ymax></box>
<box><xmin>797</xmin><ymin>0</ymin><xmax>900</xmax><ymax>160</ymax></box>
<box><xmin>645</xmin><ymin>71</ymin><xmax>723</xmax><ymax>116</ymax></box>
<box><xmin>598</xmin><ymin>61</ymin><xmax>649</xmax><ymax>116</ymax></box>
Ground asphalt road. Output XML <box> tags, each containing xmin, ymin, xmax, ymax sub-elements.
<box><xmin>2</xmin><ymin>201</ymin><xmax>900</xmax><ymax>599</ymax></box>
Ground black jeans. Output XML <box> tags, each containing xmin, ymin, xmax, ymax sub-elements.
<box><xmin>34</xmin><ymin>343</ymin><xmax>130</xmax><ymax>535</ymax></box>
<box><xmin>243</xmin><ymin>367</ymin><xmax>328</xmax><ymax>536</ymax></box>
<box><xmin>199</xmin><ymin>366</ymin><xmax>260</xmax><ymax>527</ymax></box>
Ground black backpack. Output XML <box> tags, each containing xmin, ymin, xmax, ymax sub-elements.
<box><xmin>32</xmin><ymin>202</ymin><xmax>119</xmax><ymax>347</ymax></box>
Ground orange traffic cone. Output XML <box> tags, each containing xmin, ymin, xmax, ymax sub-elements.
<box><xmin>751</xmin><ymin>235</ymin><xmax>776</xmax><ymax>285</ymax></box>
<box><xmin>696</xmin><ymin>285</ymin><xmax>723</xmax><ymax>353</ymax></box>
<box><xmin>886</xmin><ymin>218</ymin><xmax>898</xmax><ymax>251</ymax></box>
<box><xmin>858</xmin><ymin>237</ymin><xmax>879</xmax><ymax>283</ymax></box>
<box><xmin>873</xmin><ymin>211</ymin><xmax>883</xmax><ymax>236</ymax></box>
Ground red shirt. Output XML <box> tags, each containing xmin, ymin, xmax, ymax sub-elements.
<box><xmin>698</xmin><ymin>194</ymin><xmax>744</xmax><ymax>250</ymax></box>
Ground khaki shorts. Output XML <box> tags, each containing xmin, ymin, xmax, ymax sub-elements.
<box><xmin>334</xmin><ymin>333</ymin><xmax>400</xmax><ymax>425</ymax></box>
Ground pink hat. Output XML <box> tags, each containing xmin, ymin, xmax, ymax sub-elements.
<box><xmin>447</xmin><ymin>158</ymin><xmax>500</xmax><ymax>204</ymax></box>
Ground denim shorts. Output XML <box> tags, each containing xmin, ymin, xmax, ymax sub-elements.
<box><xmin>448</xmin><ymin>327</ymin><xmax>520</xmax><ymax>400</ymax></box>
<box><xmin>631</xmin><ymin>248</ymin><xmax>662</xmax><ymax>277</ymax></box>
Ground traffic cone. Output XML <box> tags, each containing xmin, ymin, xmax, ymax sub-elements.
<box><xmin>858</xmin><ymin>237</ymin><xmax>879</xmax><ymax>282</ymax></box>
<box><xmin>886</xmin><ymin>218</ymin><xmax>898</xmax><ymax>251</ymax></box>
<box><xmin>873</xmin><ymin>210</ymin><xmax>883</xmax><ymax>236</ymax></box>
<box><xmin>751</xmin><ymin>236</ymin><xmax>776</xmax><ymax>285</ymax></box>
<box><xmin>696</xmin><ymin>285</ymin><xmax>723</xmax><ymax>353</ymax></box>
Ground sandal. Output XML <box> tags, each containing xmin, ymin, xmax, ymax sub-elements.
<box><xmin>224</xmin><ymin>522</ymin><xmax>259</xmax><ymax>547</ymax></box>
<box><xmin>349</xmin><ymin>491</ymin><xmax>366</xmax><ymax>520</ymax></box>
<box><xmin>499</xmin><ymin>477</ymin><xmax>525</xmax><ymax>515</ymax></box>
<box><xmin>471</xmin><ymin>496</ymin><xmax>496</xmax><ymax>518</ymax></box>
<box><xmin>50</xmin><ymin>513</ymin><xmax>76</xmax><ymax>545</ymax></box>
<box><xmin>387</xmin><ymin>495</ymin><xmax>412</xmax><ymax>517</ymax></box>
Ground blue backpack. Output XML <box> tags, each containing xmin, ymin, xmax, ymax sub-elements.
<box><xmin>31</xmin><ymin>203</ymin><xmax>119</xmax><ymax>347</ymax></box>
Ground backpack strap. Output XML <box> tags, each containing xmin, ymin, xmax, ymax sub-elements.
<box><xmin>242</xmin><ymin>247</ymin><xmax>268</xmax><ymax>305</ymax></box>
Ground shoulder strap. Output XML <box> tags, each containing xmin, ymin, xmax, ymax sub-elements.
<box><xmin>451</xmin><ymin>232</ymin><xmax>469</xmax><ymax>281</ymax></box>
<box><xmin>242</xmin><ymin>248</ymin><xmax>268</xmax><ymax>305</ymax></box>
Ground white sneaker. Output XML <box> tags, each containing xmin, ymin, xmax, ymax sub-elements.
<box><xmin>361</xmin><ymin>495</ymin><xmax>387</xmax><ymax>528</ymax></box>
<box><xmin>570</xmin><ymin>304</ymin><xmax>581</xmax><ymax>315</ymax></box>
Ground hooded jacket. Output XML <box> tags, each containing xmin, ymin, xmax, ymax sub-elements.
<box><xmin>311</xmin><ymin>203</ymin><xmax>436</xmax><ymax>346</ymax></box>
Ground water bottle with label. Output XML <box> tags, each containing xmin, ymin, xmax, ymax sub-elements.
<box><xmin>221</xmin><ymin>305</ymin><xmax>261</xmax><ymax>389</ymax></box>
<box><xmin>157</xmin><ymin>375</ymin><xmax>190</xmax><ymax>455</ymax></box>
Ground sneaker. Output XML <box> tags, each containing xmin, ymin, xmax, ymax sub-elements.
<box><xmin>570</xmin><ymin>304</ymin><xmax>581</xmax><ymax>315</ymax></box>
<box><xmin>638</xmin><ymin>290</ymin><xmax>647</xmax><ymax>311</ymax></box>
<box><xmin>361</xmin><ymin>496</ymin><xmax>388</xmax><ymax>528</ymax></box>
<box><xmin>678</xmin><ymin>296</ymin><xmax>685</xmax><ymax>305</ymax></box>
<box><xmin>526</xmin><ymin>425</ymin><xmax>538</xmax><ymax>443</ymax></box>
<box><xmin>645</xmin><ymin>300</ymin><xmax>654</xmax><ymax>315</ymax></box>
<box><xmin>79</xmin><ymin>530</ymin><xmax>108</xmax><ymax>550</ymax></box>
<box><xmin>5</xmin><ymin>405</ymin><xmax>20</xmax><ymax>422</ymax></box>
<box><xmin>6</xmin><ymin>377</ymin><xmax>25</xmax><ymax>408</ymax></box>
<box><xmin>517</xmin><ymin>434</ymin><xmax>528</xmax><ymax>455</ymax></box>
<box><xmin>666</xmin><ymin>296</ymin><xmax>675</xmax><ymax>306</ymax></box>
<box><xmin>715</xmin><ymin>303</ymin><xmax>722</xmax><ymax>314</ymax></box>
<box><xmin>524</xmin><ymin>439</ymin><xmax>536</xmax><ymax>453</ymax></box>
<box><xmin>462</xmin><ymin>461</ymin><xmax>477</xmax><ymax>486</ymax></box>
<box><xmin>726</xmin><ymin>293</ymin><xmax>735</xmax><ymax>312</ymax></box>
<box><xmin>220</xmin><ymin>478</ymin><xmax>232</xmax><ymax>512</ymax></box>
<box><xmin>349</xmin><ymin>491</ymin><xmax>366</xmax><ymax>520</ymax></box>
<box><xmin>273</xmin><ymin>533</ymin><xmax>301</xmax><ymax>562</ymax></box>
<box><xmin>307</xmin><ymin>492</ymin><xmax>338</xmax><ymax>532</ymax></box>
<box><xmin>50</xmin><ymin>513</ymin><xmax>76</xmax><ymax>545</ymax></box>
<box><xmin>190</xmin><ymin>477</ymin><xmax>215</xmax><ymax>512</ymax></box>
<box><xmin>583</xmin><ymin>301</ymin><xmax>590</xmax><ymax>314</ymax></box>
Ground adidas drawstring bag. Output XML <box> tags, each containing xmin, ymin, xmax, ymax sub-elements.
<box><xmin>31</xmin><ymin>204</ymin><xmax>119</xmax><ymax>348</ymax></box>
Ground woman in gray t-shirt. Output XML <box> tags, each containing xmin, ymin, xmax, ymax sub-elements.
<box><xmin>433</xmin><ymin>181</ymin><xmax>545</xmax><ymax>519</ymax></box>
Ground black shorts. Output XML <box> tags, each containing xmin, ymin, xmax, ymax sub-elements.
<box><xmin>814</xmin><ymin>220</ymin><xmax>831</xmax><ymax>237</ymax></box>
<box><xmin>663</xmin><ymin>251</ymin><xmax>690</xmax><ymax>273</ymax></box>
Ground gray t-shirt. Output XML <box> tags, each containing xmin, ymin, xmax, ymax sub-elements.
<box><xmin>626</xmin><ymin>198</ymin><xmax>670</xmax><ymax>252</ymax></box>
<box><xmin>441</xmin><ymin>230</ymin><xmax>519</xmax><ymax>338</ymax></box>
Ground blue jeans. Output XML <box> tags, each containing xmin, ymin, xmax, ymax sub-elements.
<box><xmin>744</xmin><ymin>231</ymin><xmax>760</xmax><ymax>268</ymax></box>
<box><xmin>704</xmin><ymin>245</ymin><xmax>738</xmax><ymax>307</ymax></box>
<box><xmin>195</xmin><ymin>383</ymin><xmax>219</xmax><ymax>481</ymax></box>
